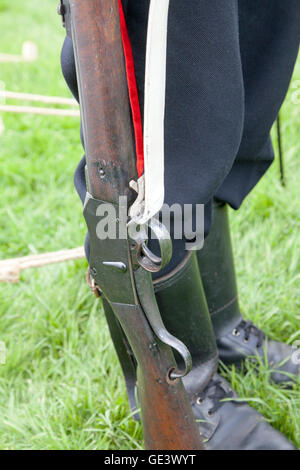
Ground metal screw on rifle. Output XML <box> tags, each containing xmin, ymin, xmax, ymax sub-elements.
<box><xmin>99</xmin><ymin>168</ymin><xmax>105</xmax><ymax>178</ymax></box>
<box><xmin>149</xmin><ymin>342</ymin><xmax>158</xmax><ymax>353</ymax></box>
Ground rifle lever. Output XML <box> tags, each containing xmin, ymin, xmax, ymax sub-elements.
<box><xmin>134</xmin><ymin>266</ymin><xmax>192</xmax><ymax>380</ymax></box>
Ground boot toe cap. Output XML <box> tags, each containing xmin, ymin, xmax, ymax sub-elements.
<box><xmin>267</xmin><ymin>340</ymin><xmax>300</xmax><ymax>384</ymax></box>
<box><xmin>205</xmin><ymin>400</ymin><xmax>296</xmax><ymax>450</ymax></box>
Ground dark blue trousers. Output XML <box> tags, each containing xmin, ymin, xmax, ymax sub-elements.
<box><xmin>61</xmin><ymin>0</ymin><xmax>300</xmax><ymax>274</ymax></box>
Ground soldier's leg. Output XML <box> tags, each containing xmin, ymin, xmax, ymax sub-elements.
<box><xmin>154</xmin><ymin>252</ymin><xmax>294</xmax><ymax>450</ymax></box>
<box><xmin>198</xmin><ymin>202</ymin><xmax>300</xmax><ymax>384</ymax></box>
<box><xmin>69</xmin><ymin>157</ymin><xmax>295</xmax><ymax>450</ymax></box>
<box><xmin>60</xmin><ymin>0</ymin><xmax>297</xmax><ymax>449</ymax></box>
<box><xmin>198</xmin><ymin>0</ymin><xmax>300</xmax><ymax>384</ymax></box>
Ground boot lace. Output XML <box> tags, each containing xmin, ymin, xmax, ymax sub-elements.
<box><xmin>233</xmin><ymin>319</ymin><xmax>265</xmax><ymax>348</ymax></box>
<box><xmin>197</xmin><ymin>378</ymin><xmax>234</xmax><ymax>415</ymax></box>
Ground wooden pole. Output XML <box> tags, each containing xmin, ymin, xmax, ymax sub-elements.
<box><xmin>0</xmin><ymin>41</ymin><xmax>38</xmax><ymax>63</ymax></box>
<box><xmin>0</xmin><ymin>91</ymin><xmax>78</xmax><ymax>106</ymax></box>
<box><xmin>0</xmin><ymin>104</ymin><xmax>80</xmax><ymax>117</ymax></box>
<box><xmin>0</xmin><ymin>247</ymin><xmax>85</xmax><ymax>283</ymax></box>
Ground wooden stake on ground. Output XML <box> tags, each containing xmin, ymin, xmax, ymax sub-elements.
<box><xmin>0</xmin><ymin>91</ymin><xmax>80</xmax><ymax>126</ymax></box>
<box><xmin>0</xmin><ymin>104</ymin><xmax>80</xmax><ymax>117</ymax></box>
<box><xmin>0</xmin><ymin>91</ymin><xmax>78</xmax><ymax>106</ymax></box>
<box><xmin>0</xmin><ymin>41</ymin><xmax>38</xmax><ymax>63</ymax></box>
<box><xmin>0</xmin><ymin>247</ymin><xmax>85</xmax><ymax>283</ymax></box>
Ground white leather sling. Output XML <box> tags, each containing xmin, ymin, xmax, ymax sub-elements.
<box><xmin>129</xmin><ymin>0</ymin><xmax>170</xmax><ymax>225</ymax></box>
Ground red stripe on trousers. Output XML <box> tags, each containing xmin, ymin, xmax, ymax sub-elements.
<box><xmin>118</xmin><ymin>0</ymin><xmax>144</xmax><ymax>177</ymax></box>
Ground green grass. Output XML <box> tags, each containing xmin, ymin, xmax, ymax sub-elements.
<box><xmin>0</xmin><ymin>0</ymin><xmax>299</xmax><ymax>450</ymax></box>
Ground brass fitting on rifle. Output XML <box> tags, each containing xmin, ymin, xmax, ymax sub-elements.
<box><xmin>86</xmin><ymin>267</ymin><xmax>102</xmax><ymax>298</ymax></box>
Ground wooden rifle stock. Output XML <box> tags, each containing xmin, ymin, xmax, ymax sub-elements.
<box><xmin>67</xmin><ymin>0</ymin><xmax>203</xmax><ymax>450</ymax></box>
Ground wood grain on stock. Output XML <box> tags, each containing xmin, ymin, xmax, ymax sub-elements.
<box><xmin>70</xmin><ymin>0</ymin><xmax>137</xmax><ymax>203</ymax></box>
<box><xmin>112</xmin><ymin>302</ymin><xmax>204</xmax><ymax>450</ymax></box>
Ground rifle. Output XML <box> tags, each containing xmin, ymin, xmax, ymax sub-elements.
<box><xmin>60</xmin><ymin>0</ymin><xmax>203</xmax><ymax>450</ymax></box>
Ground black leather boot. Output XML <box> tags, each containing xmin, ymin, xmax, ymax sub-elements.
<box><xmin>153</xmin><ymin>252</ymin><xmax>295</xmax><ymax>449</ymax></box>
<box><xmin>197</xmin><ymin>201</ymin><xmax>299</xmax><ymax>385</ymax></box>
